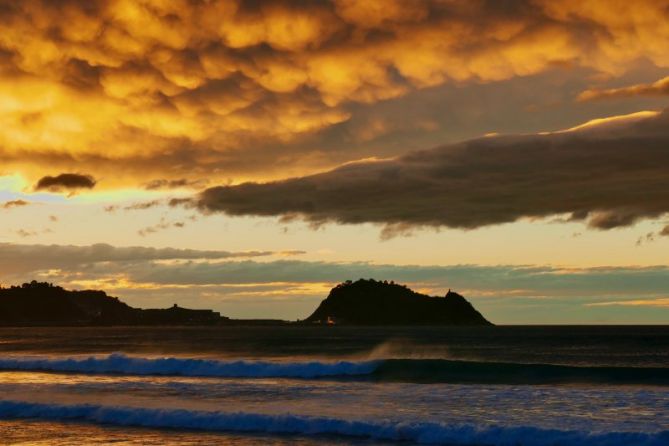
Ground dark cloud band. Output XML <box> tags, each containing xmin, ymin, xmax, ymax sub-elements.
<box><xmin>197</xmin><ymin>110</ymin><xmax>669</xmax><ymax>232</ymax></box>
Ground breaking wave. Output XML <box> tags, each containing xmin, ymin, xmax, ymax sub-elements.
<box><xmin>0</xmin><ymin>353</ymin><xmax>378</xmax><ymax>378</ymax></box>
<box><xmin>1</xmin><ymin>353</ymin><xmax>668</xmax><ymax>385</ymax></box>
<box><xmin>0</xmin><ymin>400</ymin><xmax>666</xmax><ymax>445</ymax></box>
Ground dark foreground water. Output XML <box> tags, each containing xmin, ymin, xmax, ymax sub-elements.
<box><xmin>0</xmin><ymin>326</ymin><xmax>667</xmax><ymax>445</ymax></box>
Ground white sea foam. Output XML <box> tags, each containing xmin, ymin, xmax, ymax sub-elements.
<box><xmin>0</xmin><ymin>353</ymin><xmax>379</xmax><ymax>378</ymax></box>
<box><xmin>0</xmin><ymin>400</ymin><xmax>666</xmax><ymax>445</ymax></box>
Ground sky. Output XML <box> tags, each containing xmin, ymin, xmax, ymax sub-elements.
<box><xmin>1</xmin><ymin>0</ymin><xmax>669</xmax><ymax>324</ymax></box>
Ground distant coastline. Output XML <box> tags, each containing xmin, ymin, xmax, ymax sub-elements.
<box><xmin>0</xmin><ymin>279</ymin><xmax>491</xmax><ymax>327</ymax></box>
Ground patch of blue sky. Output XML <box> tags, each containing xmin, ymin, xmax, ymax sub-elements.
<box><xmin>0</xmin><ymin>175</ymin><xmax>68</xmax><ymax>203</ymax></box>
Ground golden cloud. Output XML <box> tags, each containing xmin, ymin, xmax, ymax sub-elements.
<box><xmin>0</xmin><ymin>0</ymin><xmax>668</xmax><ymax>188</ymax></box>
<box><xmin>578</xmin><ymin>76</ymin><xmax>669</xmax><ymax>101</ymax></box>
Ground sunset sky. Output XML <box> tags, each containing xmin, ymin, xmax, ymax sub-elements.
<box><xmin>1</xmin><ymin>0</ymin><xmax>669</xmax><ymax>323</ymax></box>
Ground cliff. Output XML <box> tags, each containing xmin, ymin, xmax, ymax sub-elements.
<box><xmin>305</xmin><ymin>279</ymin><xmax>492</xmax><ymax>326</ymax></box>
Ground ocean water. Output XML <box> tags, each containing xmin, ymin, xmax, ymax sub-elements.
<box><xmin>0</xmin><ymin>326</ymin><xmax>667</xmax><ymax>445</ymax></box>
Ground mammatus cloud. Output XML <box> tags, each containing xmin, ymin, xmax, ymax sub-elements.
<box><xmin>196</xmin><ymin>110</ymin><xmax>669</xmax><ymax>233</ymax></box>
<box><xmin>1</xmin><ymin>0</ymin><xmax>669</xmax><ymax>185</ymax></box>
<box><xmin>34</xmin><ymin>173</ymin><xmax>96</xmax><ymax>193</ymax></box>
<box><xmin>1</xmin><ymin>199</ymin><xmax>31</xmax><ymax>209</ymax></box>
<box><xmin>578</xmin><ymin>76</ymin><xmax>669</xmax><ymax>101</ymax></box>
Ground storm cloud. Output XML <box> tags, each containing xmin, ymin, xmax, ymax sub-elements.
<box><xmin>1</xmin><ymin>0</ymin><xmax>669</xmax><ymax>186</ymax></box>
<box><xmin>198</xmin><ymin>110</ymin><xmax>669</xmax><ymax>232</ymax></box>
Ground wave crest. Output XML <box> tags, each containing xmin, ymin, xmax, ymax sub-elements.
<box><xmin>0</xmin><ymin>400</ymin><xmax>666</xmax><ymax>445</ymax></box>
<box><xmin>1</xmin><ymin>354</ymin><xmax>668</xmax><ymax>385</ymax></box>
<box><xmin>0</xmin><ymin>353</ymin><xmax>378</xmax><ymax>378</ymax></box>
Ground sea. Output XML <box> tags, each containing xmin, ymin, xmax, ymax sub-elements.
<box><xmin>0</xmin><ymin>325</ymin><xmax>667</xmax><ymax>445</ymax></box>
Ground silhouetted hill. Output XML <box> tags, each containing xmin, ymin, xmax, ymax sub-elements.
<box><xmin>0</xmin><ymin>281</ymin><xmax>228</xmax><ymax>326</ymax></box>
<box><xmin>0</xmin><ymin>280</ymin><xmax>492</xmax><ymax>327</ymax></box>
<box><xmin>305</xmin><ymin>279</ymin><xmax>492</xmax><ymax>326</ymax></box>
